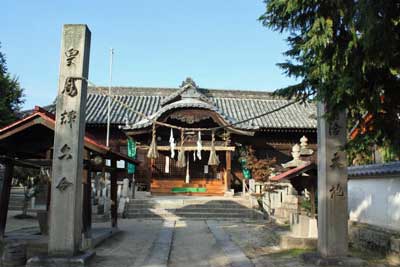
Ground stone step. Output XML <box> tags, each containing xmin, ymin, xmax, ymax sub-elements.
<box><xmin>126</xmin><ymin>207</ymin><xmax>254</xmax><ymax>213</ymax></box>
<box><xmin>123</xmin><ymin>197</ymin><xmax>262</xmax><ymax>220</ymax></box>
<box><xmin>125</xmin><ymin>203</ymin><xmax>252</xmax><ymax>210</ymax></box>
<box><xmin>125</xmin><ymin>211</ymin><xmax>263</xmax><ymax>220</ymax></box>
<box><xmin>127</xmin><ymin>200</ymin><xmax>252</xmax><ymax>206</ymax></box>
<box><xmin>126</xmin><ymin>209</ymin><xmax>258</xmax><ymax>215</ymax></box>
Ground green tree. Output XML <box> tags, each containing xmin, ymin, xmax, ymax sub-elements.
<box><xmin>260</xmin><ymin>1</ymin><xmax>400</xmax><ymax>157</ymax></box>
<box><xmin>0</xmin><ymin>43</ymin><xmax>24</xmax><ymax>128</ymax></box>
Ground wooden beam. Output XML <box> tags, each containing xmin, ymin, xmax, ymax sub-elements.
<box><xmin>0</xmin><ymin>155</ymin><xmax>41</xmax><ymax>169</ymax></box>
<box><xmin>0</xmin><ymin>159</ymin><xmax>13</xmax><ymax>239</ymax></box>
<box><xmin>139</xmin><ymin>145</ymin><xmax>235</xmax><ymax>152</ymax></box>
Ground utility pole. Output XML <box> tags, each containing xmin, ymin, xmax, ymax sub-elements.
<box><xmin>106</xmin><ymin>48</ymin><xmax>114</xmax><ymax>147</ymax></box>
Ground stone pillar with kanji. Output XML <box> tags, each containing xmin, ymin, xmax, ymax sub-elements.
<box><xmin>317</xmin><ymin>102</ymin><xmax>348</xmax><ymax>257</ymax></box>
<box><xmin>48</xmin><ymin>24</ymin><xmax>91</xmax><ymax>256</ymax></box>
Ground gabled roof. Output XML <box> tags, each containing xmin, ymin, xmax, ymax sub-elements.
<box><xmin>24</xmin><ymin>79</ymin><xmax>317</xmax><ymax>131</ymax></box>
<box><xmin>161</xmin><ymin>77</ymin><xmax>213</xmax><ymax>106</ymax></box>
<box><xmin>0</xmin><ymin>107</ymin><xmax>139</xmax><ymax>164</ymax></box>
<box><xmin>85</xmin><ymin>82</ymin><xmax>317</xmax><ymax>130</ymax></box>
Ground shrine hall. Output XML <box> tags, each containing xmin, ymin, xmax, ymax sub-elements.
<box><xmin>20</xmin><ymin>77</ymin><xmax>317</xmax><ymax>196</ymax></box>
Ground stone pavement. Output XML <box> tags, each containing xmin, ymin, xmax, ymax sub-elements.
<box><xmin>5</xmin><ymin>210</ymin><xmax>39</xmax><ymax>233</ymax></box>
<box><xmin>89</xmin><ymin>219</ymin><xmax>392</xmax><ymax>267</ymax></box>
<box><xmin>89</xmin><ymin>220</ymin><xmax>164</xmax><ymax>267</ymax></box>
<box><xmin>88</xmin><ymin>219</ymin><xmax>296</xmax><ymax>267</ymax></box>
<box><xmin>5</xmin><ymin>213</ymin><xmax>393</xmax><ymax>266</ymax></box>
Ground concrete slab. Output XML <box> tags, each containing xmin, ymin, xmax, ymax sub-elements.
<box><xmin>207</xmin><ymin>220</ymin><xmax>254</xmax><ymax>267</ymax></box>
<box><xmin>88</xmin><ymin>220</ymin><xmax>163</xmax><ymax>267</ymax></box>
<box><xmin>26</xmin><ymin>250</ymin><xmax>95</xmax><ymax>267</ymax></box>
<box><xmin>169</xmin><ymin>220</ymin><xmax>230</xmax><ymax>267</ymax></box>
<box><xmin>90</xmin><ymin>227</ymin><xmax>120</xmax><ymax>248</ymax></box>
<box><xmin>142</xmin><ymin>220</ymin><xmax>175</xmax><ymax>267</ymax></box>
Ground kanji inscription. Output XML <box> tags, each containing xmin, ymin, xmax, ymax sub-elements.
<box><xmin>62</xmin><ymin>77</ymin><xmax>78</xmax><ymax>97</ymax></box>
<box><xmin>328</xmin><ymin>120</ymin><xmax>341</xmax><ymax>136</ymax></box>
<box><xmin>56</xmin><ymin>177</ymin><xmax>73</xmax><ymax>192</ymax></box>
<box><xmin>329</xmin><ymin>183</ymin><xmax>345</xmax><ymax>199</ymax></box>
<box><xmin>60</xmin><ymin>110</ymin><xmax>77</xmax><ymax>128</ymax></box>
<box><xmin>330</xmin><ymin>152</ymin><xmax>344</xmax><ymax>169</ymax></box>
<box><xmin>65</xmin><ymin>47</ymin><xmax>79</xmax><ymax>66</ymax></box>
<box><xmin>58</xmin><ymin>144</ymin><xmax>72</xmax><ymax>160</ymax></box>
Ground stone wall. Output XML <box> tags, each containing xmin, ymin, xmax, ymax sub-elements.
<box><xmin>347</xmin><ymin>165</ymin><xmax>400</xmax><ymax>262</ymax></box>
<box><xmin>349</xmin><ymin>221</ymin><xmax>400</xmax><ymax>258</ymax></box>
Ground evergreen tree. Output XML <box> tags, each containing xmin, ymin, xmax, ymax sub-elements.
<box><xmin>260</xmin><ymin>1</ymin><xmax>400</xmax><ymax>156</ymax></box>
<box><xmin>0</xmin><ymin>43</ymin><xmax>24</xmax><ymax>128</ymax></box>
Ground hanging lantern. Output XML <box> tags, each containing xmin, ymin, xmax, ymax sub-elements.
<box><xmin>208</xmin><ymin>131</ymin><xmax>220</xmax><ymax>166</ymax></box>
<box><xmin>147</xmin><ymin>123</ymin><xmax>159</xmax><ymax>159</ymax></box>
<box><xmin>196</xmin><ymin>131</ymin><xmax>202</xmax><ymax>160</ymax></box>
<box><xmin>169</xmin><ymin>128</ymin><xmax>176</xmax><ymax>158</ymax></box>
<box><xmin>176</xmin><ymin>129</ymin><xmax>186</xmax><ymax>168</ymax></box>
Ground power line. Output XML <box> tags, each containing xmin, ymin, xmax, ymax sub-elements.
<box><xmin>71</xmin><ymin>77</ymin><xmax>301</xmax><ymax>133</ymax></box>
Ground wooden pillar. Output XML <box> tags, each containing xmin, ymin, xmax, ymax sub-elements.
<box><xmin>110</xmin><ymin>159</ymin><xmax>118</xmax><ymax>228</ymax></box>
<box><xmin>225</xmin><ymin>151</ymin><xmax>232</xmax><ymax>192</ymax></box>
<box><xmin>0</xmin><ymin>159</ymin><xmax>13</xmax><ymax>239</ymax></box>
<box><xmin>82</xmin><ymin>150</ymin><xmax>92</xmax><ymax>236</ymax></box>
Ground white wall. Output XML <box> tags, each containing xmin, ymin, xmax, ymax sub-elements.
<box><xmin>348</xmin><ymin>175</ymin><xmax>400</xmax><ymax>231</ymax></box>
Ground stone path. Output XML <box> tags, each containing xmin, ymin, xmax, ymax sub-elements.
<box><xmin>4</xmin><ymin>214</ymin><xmax>393</xmax><ymax>267</ymax></box>
<box><xmin>169</xmin><ymin>220</ymin><xmax>231</xmax><ymax>267</ymax></box>
<box><xmin>89</xmin><ymin>220</ymin><xmax>163</xmax><ymax>267</ymax></box>
<box><xmin>5</xmin><ymin>211</ymin><xmax>393</xmax><ymax>266</ymax></box>
<box><xmin>90</xmin><ymin>219</ymin><xmax>255</xmax><ymax>267</ymax></box>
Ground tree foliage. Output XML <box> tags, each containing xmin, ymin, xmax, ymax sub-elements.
<box><xmin>260</xmin><ymin>1</ymin><xmax>400</xmax><ymax>155</ymax></box>
<box><xmin>0</xmin><ymin>43</ymin><xmax>24</xmax><ymax>128</ymax></box>
<box><xmin>241</xmin><ymin>146</ymin><xmax>276</xmax><ymax>182</ymax></box>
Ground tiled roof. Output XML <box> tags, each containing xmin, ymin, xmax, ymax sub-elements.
<box><xmin>0</xmin><ymin>107</ymin><xmax>140</xmax><ymax>164</ymax></box>
<box><xmin>85</xmin><ymin>86</ymin><xmax>317</xmax><ymax>130</ymax></box>
<box><xmin>348</xmin><ymin>161</ymin><xmax>400</xmax><ymax>177</ymax></box>
<box><xmin>125</xmin><ymin>98</ymin><xmax>258</xmax><ymax>130</ymax></box>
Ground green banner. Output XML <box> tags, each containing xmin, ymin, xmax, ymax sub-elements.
<box><xmin>127</xmin><ymin>138</ymin><xmax>136</xmax><ymax>174</ymax></box>
<box><xmin>239</xmin><ymin>158</ymin><xmax>252</xmax><ymax>179</ymax></box>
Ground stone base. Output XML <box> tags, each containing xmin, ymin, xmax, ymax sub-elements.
<box><xmin>26</xmin><ymin>251</ymin><xmax>95</xmax><ymax>267</ymax></box>
<box><xmin>280</xmin><ymin>235</ymin><xmax>317</xmax><ymax>250</ymax></box>
<box><xmin>301</xmin><ymin>252</ymin><xmax>367</xmax><ymax>266</ymax></box>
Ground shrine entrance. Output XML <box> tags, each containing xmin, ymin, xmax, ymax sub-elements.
<box><xmin>148</xmin><ymin>146</ymin><xmax>234</xmax><ymax>196</ymax></box>
<box><xmin>124</xmin><ymin>105</ymin><xmax>252</xmax><ymax>196</ymax></box>
<box><xmin>122</xmin><ymin>78</ymin><xmax>256</xmax><ymax>196</ymax></box>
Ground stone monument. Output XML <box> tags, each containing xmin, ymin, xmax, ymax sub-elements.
<box><xmin>316</xmin><ymin>102</ymin><xmax>348</xmax><ymax>258</ymax></box>
<box><xmin>27</xmin><ymin>24</ymin><xmax>93</xmax><ymax>266</ymax></box>
<box><xmin>303</xmin><ymin>103</ymin><xmax>365</xmax><ymax>265</ymax></box>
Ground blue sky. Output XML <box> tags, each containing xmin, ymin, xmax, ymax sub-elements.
<box><xmin>1</xmin><ymin>0</ymin><xmax>294</xmax><ymax>110</ymax></box>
